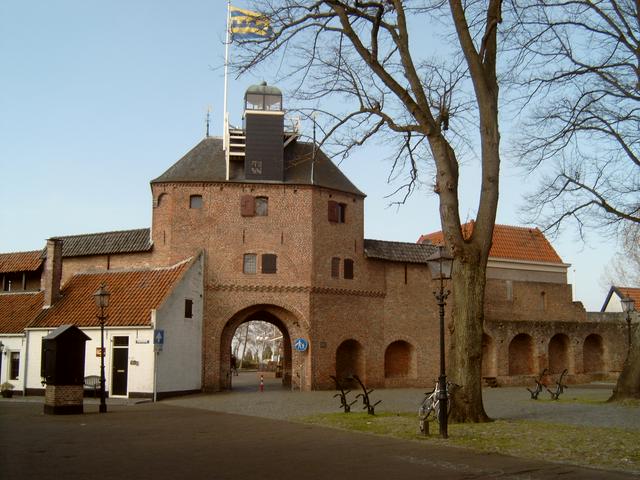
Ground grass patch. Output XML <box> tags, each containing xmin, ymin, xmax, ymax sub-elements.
<box><xmin>299</xmin><ymin>412</ymin><xmax>640</xmax><ymax>474</ymax></box>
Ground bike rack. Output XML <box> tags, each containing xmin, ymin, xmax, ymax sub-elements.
<box><xmin>546</xmin><ymin>369</ymin><xmax>568</xmax><ymax>400</ymax></box>
<box><xmin>330</xmin><ymin>375</ymin><xmax>357</xmax><ymax>413</ymax></box>
<box><xmin>352</xmin><ymin>374</ymin><xmax>381</xmax><ymax>415</ymax></box>
<box><xmin>526</xmin><ymin>368</ymin><xmax>548</xmax><ymax>400</ymax></box>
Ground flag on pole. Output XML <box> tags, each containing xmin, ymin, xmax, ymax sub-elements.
<box><xmin>230</xmin><ymin>5</ymin><xmax>273</xmax><ymax>40</ymax></box>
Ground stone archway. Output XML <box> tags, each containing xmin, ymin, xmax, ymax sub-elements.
<box><xmin>508</xmin><ymin>333</ymin><xmax>534</xmax><ymax>375</ymax></box>
<box><xmin>336</xmin><ymin>339</ymin><xmax>365</xmax><ymax>387</ymax></box>
<box><xmin>548</xmin><ymin>333</ymin><xmax>570</xmax><ymax>373</ymax></box>
<box><xmin>583</xmin><ymin>334</ymin><xmax>604</xmax><ymax>373</ymax></box>
<box><xmin>220</xmin><ymin>305</ymin><xmax>301</xmax><ymax>391</ymax></box>
<box><xmin>384</xmin><ymin>340</ymin><xmax>415</xmax><ymax>378</ymax></box>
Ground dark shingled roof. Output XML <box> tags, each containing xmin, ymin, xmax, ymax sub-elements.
<box><xmin>151</xmin><ymin>137</ymin><xmax>364</xmax><ymax>196</ymax></box>
<box><xmin>46</xmin><ymin>228</ymin><xmax>152</xmax><ymax>258</ymax></box>
<box><xmin>364</xmin><ymin>239</ymin><xmax>437</xmax><ymax>264</ymax></box>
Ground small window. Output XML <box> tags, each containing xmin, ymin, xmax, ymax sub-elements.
<box><xmin>506</xmin><ymin>280</ymin><xmax>513</xmax><ymax>302</ymax></box>
<box><xmin>328</xmin><ymin>200</ymin><xmax>346</xmax><ymax>223</ymax></box>
<box><xmin>331</xmin><ymin>257</ymin><xmax>340</xmax><ymax>278</ymax></box>
<box><xmin>338</xmin><ymin>203</ymin><xmax>346</xmax><ymax>223</ymax></box>
<box><xmin>113</xmin><ymin>336</ymin><xmax>129</xmax><ymax>347</ymax></box>
<box><xmin>155</xmin><ymin>193</ymin><xmax>167</xmax><ymax>208</ymax></box>
<box><xmin>255</xmin><ymin>197</ymin><xmax>268</xmax><ymax>216</ymax></box>
<box><xmin>344</xmin><ymin>259</ymin><xmax>354</xmax><ymax>279</ymax></box>
<box><xmin>10</xmin><ymin>352</ymin><xmax>20</xmax><ymax>380</ymax></box>
<box><xmin>540</xmin><ymin>291</ymin><xmax>546</xmax><ymax>311</ymax></box>
<box><xmin>185</xmin><ymin>299</ymin><xmax>193</xmax><ymax>318</ymax></box>
<box><xmin>262</xmin><ymin>254</ymin><xmax>277</xmax><ymax>274</ymax></box>
<box><xmin>243</xmin><ymin>254</ymin><xmax>257</xmax><ymax>274</ymax></box>
<box><xmin>190</xmin><ymin>195</ymin><xmax>203</xmax><ymax>209</ymax></box>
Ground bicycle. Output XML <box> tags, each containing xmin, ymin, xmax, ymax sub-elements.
<box><xmin>418</xmin><ymin>380</ymin><xmax>460</xmax><ymax>433</ymax></box>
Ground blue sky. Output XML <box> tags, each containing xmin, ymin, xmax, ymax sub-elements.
<box><xmin>0</xmin><ymin>1</ymin><xmax>615</xmax><ymax>310</ymax></box>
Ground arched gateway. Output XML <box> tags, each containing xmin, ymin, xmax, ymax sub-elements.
<box><xmin>219</xmin><ymin>304</ymin><xmax>303</xmax><ymax>391</ymax></box>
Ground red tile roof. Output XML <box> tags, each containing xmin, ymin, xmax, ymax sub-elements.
<box><xmin>418</xmin><ymin>222</ymin><xmax>564</xmax><ymax>264</ymax></box>
<box><xmin>615</xmin><ymin>287</ymin><xmax>640</xmax><ymax>307</ymax></box>
<box><xmin>0</xmin><ymin>292</ymin><xmax>44</xmax><ymax>334</ymax></box>
<box><xmin>0</xmin><ymin>250</ymin><xmax>43</xmax><ymax>273</ymax></box>
<box><xmin>29</xmin><ymin>260</ymin><xmax>192</xmax><ymax>329</ymax></box>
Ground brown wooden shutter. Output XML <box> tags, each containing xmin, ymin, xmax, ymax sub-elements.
<box><xmin>241</xmin><ymin>195</ymin><xmax>255</xmax><ymax>216</ymax></box>
<box><xmin>262</xmin><ymin>254</ymin><xmax>277</xmax><ymax>274</ymax></box>
<box><xmin>328</xmin><ymin>200</ymin><xmax>339</xmax><ymax>222</ymax></box>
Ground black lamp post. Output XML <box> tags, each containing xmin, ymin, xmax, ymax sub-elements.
<box><xmin>93</xmin><ymin>283</ymin><xmax>110</xmax><ymax>413</ymax></box>
<box><xmin>426</xmin><ymin>245</ymin><xmax>454</xmax><ymax>439</ymax></box>
<box><xmin>621</xmin><ymin>297</ymin><xmax>636</xmax><ymax>356</ymax></box>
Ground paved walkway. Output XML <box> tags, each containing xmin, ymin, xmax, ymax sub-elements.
<box><xmin>1</xmin><ymin>398</ymin><xmax>636</xmax><ymax>479</ymax></box>
<box><xmin>2</xmin><ymin>374</ymin><xmax>638</xmax><ymax>479</ymax></box>
<box><xmin>164</xmin><ymin>372</ymin><xmax>640</xmax><ymax>431</ymax></box>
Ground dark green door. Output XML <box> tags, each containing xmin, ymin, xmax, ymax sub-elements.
<box><xmin>111</xmin><ymin>337</ymin><xmax>129</xmax><ymax>396</ymax></box>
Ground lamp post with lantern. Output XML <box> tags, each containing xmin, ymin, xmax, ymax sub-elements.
<box><xmin>621</xmin><ymin>297</ymin><xmax>636</xmax><ymax>357</ymax></box>
<box><xmin>93</xmin><ymin>283</ymin><xmax>110</xmax><ymax>413</ymax></box>
<box><xmin>426</xmin><ymin>245</ymin><xmax>454</xmax><ymax>439</ymax></box>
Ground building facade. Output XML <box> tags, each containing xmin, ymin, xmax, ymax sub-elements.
<box><xmin>0</xmin><ymin>84</ymin><xmax>634</xmax><ymax>397</ymax></box>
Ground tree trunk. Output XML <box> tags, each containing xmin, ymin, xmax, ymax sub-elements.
<box><xmin>239</xmin><ymin>323</ymin><xmax>250</xmax><ymax>369</ymax></box>
<box><xmin>448</xmin><ymin>258</ymin><xmax>491</xmax><ymax>422</ymax></box>
<box><xmin>609</xmin><ymin>325</ymin><xmax>640</xmax><ymax>401</ymax></box>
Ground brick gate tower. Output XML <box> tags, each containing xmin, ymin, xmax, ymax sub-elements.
<box><xmin>150</xmin><ymin>83</ymin><xmax>378</xmax><ymax>391</ymax></box>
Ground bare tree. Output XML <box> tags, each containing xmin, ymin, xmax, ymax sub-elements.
<box><xmin>509</xmin><ymin>0</ymin><xmax>639</xmax><ymax>400</ymax></box>
<box><xmin>601</xmin><ymin>224</ymin><xmax>640</xmax><ymax>288</ymax></box>
<box><xmin>509</xmin><ymin>0</ymin><xmax>639</xmax><ymax>239</ymax></box>
<box><xmin>232</xmin><ymin>0</ymin><xmax>504</xmax><ymax>422</ymax></box>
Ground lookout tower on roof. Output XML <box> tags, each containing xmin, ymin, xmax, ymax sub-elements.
<box><xmin>226</xmin><ymin>82</ymin><xmax>299</xmax><ymax>182</ymax></box>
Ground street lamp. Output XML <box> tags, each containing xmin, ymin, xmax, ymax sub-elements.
<box><xmin>621</xmin><ymin>297</ymin><xmax>636</xmax><ymax>356</ymax></box>
<box><xmin>93</xmin><ymin>283</ymin><xmax>110</xmax><ymax>413</ymax></box>
<box><xmin>426</xmin><ymin>245</ymin><xmax>454</xmax><ymax>439</ymax></box>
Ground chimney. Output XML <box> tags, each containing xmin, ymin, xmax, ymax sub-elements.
<box><xmin>43</xmin><ymin>238</ymin><xmax>63</xmax><ymax>308</ymax></box>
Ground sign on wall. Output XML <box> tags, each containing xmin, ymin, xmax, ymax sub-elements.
<box><xmin>293</xmin><ymin>338</ymin><xmax>308</xmax><ymax>352</ymax></box>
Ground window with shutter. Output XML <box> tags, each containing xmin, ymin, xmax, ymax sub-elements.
<box><xmin>241</xmin><ymin>195</ymin><xmax>256</xmax><ymax>216</ymax></box>
<box><xmin>331</xmin><ymin>257</ymin><xmax>340</xmax><ymax>278</ymax></box>
<box><xmin>338</xmin><ymin>203</ymin><xmax>347</xmax><ymax>222</ymax></box>
<box><xmin>255</xmin><ymin>197</ymin><xmax>268</xmax><ymax>216</ymax></box>
<box><xmin>243</xmin><ymin>254</ymin><xmax>257</xmax><ymax>274</ymax></box>
<box><xmin>262</xmin><ymin>254</ymin><xmax>277</xmax><ymax>274</ymax></box>
<box><xmin>344</xmin><ymin>259</ymin><xmax>354</xmax><ymax>279</ymax></box>
<box><xmin>328</xmin><ymin>200</ymin><xmax>339</xmax><ymax>222</ymax></box>
<box><xmin>190</xmin><ymin>195</ymin><xmax>203</xmax><ymax>209</ymax></box>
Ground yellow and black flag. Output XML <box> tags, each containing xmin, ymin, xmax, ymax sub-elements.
<box><xmin>230</xmin><ymin>6</ymin><xmax>273</xmax><ymax>40</ymax></box>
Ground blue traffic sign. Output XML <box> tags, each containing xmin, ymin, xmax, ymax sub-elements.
<box><xmin>154</xmin><ymin>329</ymin><xmax>165</xmax><ymax>345</ymax></box>
<box><xmin>293</xmin><ymin>338</ymin><xmax>308</xmax><ymax>352</ymax></box>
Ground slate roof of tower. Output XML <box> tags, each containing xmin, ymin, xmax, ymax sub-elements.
<box><xmin>0</xmin><ymin>292</ymin><xmax>44</xmax><ymax>334</ymax></box>
<box><xmin>151</xmin><ymin>137</ymin><xmax>365</xmax><ymax>196</ymax></box>
<box><xmin>0</xmin><ymin>250</ymin><xmax>43</xmax><ymax>273</ymax></box>
<box><xmin>46</xmin><ymin>228</ymin><xmax>152</xmax><ymax>258</ymax></box>
<box><xmin>29</xmin><ymin>259</ymin><xmax>192</xmax><ymax>329</ymax></box>
<box><xmin>418</xmin><ymin>222</ymin><xmax>564</xmax><ymax>264</ymax></box>
<box><xmin>364</xmin><ymin>239</ymin><xmax>438</xmax><ymax>264</ymax></box>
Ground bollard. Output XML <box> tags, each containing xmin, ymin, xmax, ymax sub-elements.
<box><xmin>419</xmin><ymin>418</ymin><xmax>429</xmax><ymax>436</ymax></box>
<box><xmin>259</xmin><ymin>374</ymin><xmax>264</xmax><ymax>392</ymax></box>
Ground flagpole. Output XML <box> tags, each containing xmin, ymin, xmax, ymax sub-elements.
<box><xmin>223</xmin><ymin>0</ymin><xmax>231</xmax><ymax>180</ymax></box>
